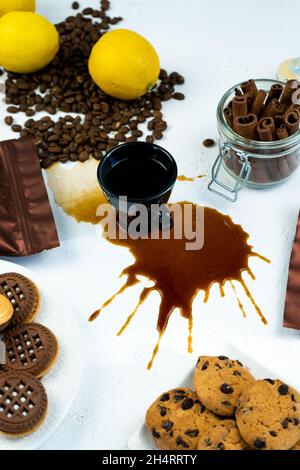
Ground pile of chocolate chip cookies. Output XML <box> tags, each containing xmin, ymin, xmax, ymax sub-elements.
<box><xmin>146</xmin><ymin>355</ymin><xmax>300</xmax><ymax>450</ymax></box>
<box><xmin>0</xmin><ymin>272</ymin><xmax>58</xmax><ymax>437</ymax></box>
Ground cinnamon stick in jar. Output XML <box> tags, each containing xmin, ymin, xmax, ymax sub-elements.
<box><xmin>263</xmin><ymin>98</ymin><xmax>285</xmax><ymax>118</ymax></box>
<box><xmin>265</xmin><ymin>83</ymin><xmax>283</xmax><ymax>106</ymax></box>
<box><xmin>232</xmin><ymin>96</ymin><xmax>248</xmax><ymax>119</ymax></box>
<box><xmin>251</xmin><ymin>90</ymin><xmax>266</xmax><ymax>115</ymax></box>
<box><xmin>240</xmin><ymin>79</ymin><xmax>258</xmax><ymax>97</ymax></box>
<box><xmin>280</xmin><ymin>80</ymin><xmax>298</xmax><ymax>106</ymax></box>
<box><xmin>276</xmin><ymin>124</ymin><xmax>289</xmax><ymax>140</ymax></box>
<box><xmin>257</xmin><ymin>117</ymin><xmax>276</xmax><ymax>141</ymax></box>
<box><xmin>284</xmin><ymin>111</ymin><xmax>300</xmax><ymax>136</ymax></box>
<box><xmin>234</xmin><ymin>113</ymin><xmax>258</xmax><ymax>139</ymax></box>
<box><xmin>224</xmin><ymin>106</ymin><xmax>233</xmax><ymax>128</ymax></box>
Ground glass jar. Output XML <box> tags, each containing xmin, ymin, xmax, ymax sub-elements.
<box><xmin>208</xmin><ymin>79</ymin><xmax>300</xmax><ymax>202</ymax></box>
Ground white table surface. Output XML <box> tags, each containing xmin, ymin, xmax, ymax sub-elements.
<box><xmin>1</xmin><ymin>0</ymin><xmax>300</xmax><ymax>450</ymax></box>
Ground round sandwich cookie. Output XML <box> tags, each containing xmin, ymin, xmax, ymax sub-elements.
<box><xmin>194</xmin><ymin>356</ymin><xmax>255</xmax><ymax>417</ymax></box>
<box><xmin>146</xmin><ymin>387</ymin><xmax>220</xmax><ymax>450</ymax></box>
<box><xmin>0</xmin><ymin>371</ymin><xmax>48</xmax><ymax>437</ymax></box>
<box><xmin>0</xmin><ymin>273</ymin><xmax>41</xmax><ymax>327</ymax></box>
<box><xmin>236</xmin><ymin>379</ymin><xmax>300</xmax><ymax>450</ymax></box>
<box><xmin>3</xmin><ymin>323</ymin><xmax>59</xmax><ymax>378</ymax></box>
<box><xmin>0</xmin><ymin>294</ymin><xmax>13</xmax><ymax>331</ymax></box>
<box><xmin>197</xmin><ymin>419</ymin><xmax>247</xmax><ymax>450</ymax></box>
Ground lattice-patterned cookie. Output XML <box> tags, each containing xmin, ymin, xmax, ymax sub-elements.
<box><xmin>0</xmin><ymin>273</ymin><xmax>40</xmax><ymax>327</ymax></box>
<box><xmin>0</xmin><ymin>372</ymin><xmax>48</xmax><ymax>436</ymax></box>
<box><xmin>4</xmin><ymin>323</ymin><xmax>58</xmax><ymax>378</ymax></box>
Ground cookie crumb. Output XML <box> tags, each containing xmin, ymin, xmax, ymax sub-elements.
<box><xmin>203</xmin><ymin>138</ymin><xmax>216</xmax><ymax>148</ymax></box>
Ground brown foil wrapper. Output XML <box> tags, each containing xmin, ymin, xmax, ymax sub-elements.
<box><xmin>284</xmin><ymin>214</ymin><xmax>300</xmax><ymax>330</ymax></box>
<box><xmin>0</xmin><ymin>137</ymin><xmax>59</xmax><ymax>256</ymax></box>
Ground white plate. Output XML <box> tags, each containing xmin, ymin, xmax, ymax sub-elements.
<box><xmin>128</xmin><ymin>337</ymin><xmax>283</xmax><ymax>450</ymax></box>
<box><xmin>0</xmin><ymin>260</ymin><xmax>82</xmax><ymax>450</ymax></box>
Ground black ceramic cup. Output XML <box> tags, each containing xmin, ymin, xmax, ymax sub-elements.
<box><xmin>97</xmin><ymin>141</ymin><xmax>178</xmax><ymax>231</ymax></box>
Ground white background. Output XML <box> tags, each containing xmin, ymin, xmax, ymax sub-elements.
<box><xmin>1</xmin><ymin>0</ymin><xmax>300</xmax><ymax>449</ymax></box>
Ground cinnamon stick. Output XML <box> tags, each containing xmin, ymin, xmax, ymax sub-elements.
<box><xmin>240</xmin><ymin>79</ymin><xmax>258</xmax><ymax>97</ymax></box>
<box><xmin>280</xmin><ymin>80</ymin><xmax>298</xmax><ymax>106</ymax></box>
<box><xmin>232</xmin><ymin>96</ymin><xmax>248</xmax><ymax>120</ymax></box>
<box><xmin>263</xmin><ymin>98</ymin><xmax>285</xmax><ymax>118</ymax></box>
<box><xmin>251</xmin><ymin>90</ymin><xmax>266</xmax><ymax>116</ymax></box>
<box><xmin>265</xmin><ymin>83</ymin><xmax>283</xmax><ymax>106</ymax></box>
<box><xmin>276</xmin><ymin>124</ymin><xmax>289</xmax><ymax>140</ymax></box>
<box><xmin>224</xmin><ymin>106</ymin><xmax>233</xmax><ymax>128</ymax></box>
<box><xmin>234</xmin><ymin>114</ymin><xmax>258</xmax><ymax>139</ymax></box>
<box><xmin>257</xmin><ymin>117</ymin><xmax>276</xmax><ymax>141</ymax></box>
<box><xmin>284</xmin><ymin>111</ymin><xmax>300</xmax><ymax>136</ymax></box>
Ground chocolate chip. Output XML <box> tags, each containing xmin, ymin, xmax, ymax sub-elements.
<box><xmin>264</xmin><ymin>378</ymin><xmax>275</xmax><ymax>385</ymax></box>
<box><xmin>233</xmin><ymin>370</ymin><xmax>241</xmax><ymax>377</ymax></box>
<box><xmin>185</xmin><ymin>429</ymin><xmax>199</xmax><ymax>437</ymax></box>
<box><xmin>269</xmin><ymin>431</ymin><xmax>277</xmax><ymax>437</ymax></box>
<box><xmin>202</xmin><ymin>361</ymin><xmax>209</xmax><ymax>371</ymax></box>
<box><xmin>220</xmin><ymin>384</ymin><xmax>234</xmax><ymax>394</ymax></box>
<box><xmin>205</xmin><ymin>438</ymin><xmax>212</xmax><ymax>446</ymax></box>
<box><xmin>174</xmin><ymin>389</ymin><xmax>185</xmax><ymax>394</ymax></box>
<box><xmin>217</xmin><ymin>443</ymin><xmax>225</xmax><ymax>450</ymax></box>
<box><xmin>152</xmin><ymin>428</ymin><xmax>160</xmax><ymax>439</ymax></box>
<box><xmin>202</xmin><ymin>138</ymin><xmax>215</xmax><ymax>148</ymax></box>
<box><xmin>236</xmin><ymin>360</ymin><xmax>243</xmax><ymax>367</ymax></box>
<box><xmin>282</xmin><ymin>418</ymin><xmax>289</xmax><ymax>429</ymax></box>
<box><xmin>181</xmin><ymin>398</ymin><xmax>194</xmax><ymax>410</ymax></box>
<box><xmin>253</xmin><ymin>438</ymin><xmax>266</xmax><ymax>449</ymax></box>
<box><xmin>159</xmin><ymin>406</ymin><xmax>167</xmax><ymax>417</ymax></box>
<box><xmin>218</xmin><ymin>356</ymin><xmax>229</xmax><ymax>360</ymax></box>
<box><xmin>161</xmin><ymin>420</ymin><xmax>173</xmax><ymax>431</ymax></box>
<box><xmin>294</xmin><ymin>418</ymin><xmax>299</xmax><ymax>425</ymax></box>
<box><xmin>291</xmin><ymin>394</ymin><xmax>296</xmax><ymax>402</ymax></box>
<box><xmin>160</xmin><ymin>393</ymin><xmax>170</xmax><ymax>402</ymax></box>
<box><xmin>278</xmin><ymin>384</ymin><xmax>289</xmax><ymax>395</ymax></box>
<box><xmin>221</xmin><ymin>401</ymin><xmax>231</xmax><ymax>407</ymax></box>
<box><xmin>176</xmin><ymin>437</ymin><xmax>189</xmax><ymax>448</ymax></box>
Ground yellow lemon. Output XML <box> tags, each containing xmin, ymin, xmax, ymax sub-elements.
<box><xmin>0</xmin><ymin>12</ymin><xmax>59</xmax><ymax>73</ymax></box>
<box><xmin>88</xmin><ymin>29</ymin><xmax>160</xmax><ymax>100</ymax></box>
<box><xmin>0</xmin><ymin>0</ymin><xmax>36</xmax><ymax>16</ymax></box>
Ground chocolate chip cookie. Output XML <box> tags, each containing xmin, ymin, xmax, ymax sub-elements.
<box><xmin>194</xmin><ymin>356</ymin><xmax>255</xmax><ymax>416</ymax></box>
<box><xmin>197</xmin><ymin>419</ymin><xmax>247</xmax><ymax>450</ymax></box>
<box><xmin>236</xmin><ymin>379</ymin><xmax>300</xmax><ymax>450</ymax></box>
<box><xmin>146</xmin><ymin>387</ymin><xmax>220</xmax><ymax>450</ymax></box>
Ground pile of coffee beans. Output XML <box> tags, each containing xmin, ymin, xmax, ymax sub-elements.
<box><xmin>3</xmin><ymin>1</ymin><xmax>185</xmax><ymax>168</ymax></box>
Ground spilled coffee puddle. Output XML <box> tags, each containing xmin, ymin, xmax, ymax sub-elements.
<box><xmin>89</xmin><ymin>202</ymin><xmax>270</xmax><ymax>369</ymax></box>
<box><xmin>47</xmin><ymin>159</ymin><xmax>106</xmax><ymax>224</ymax></box>
<box><xmin>177</xmin><ymin>174</ymin><xmax>204</xmax><ymax>182</ymax></box>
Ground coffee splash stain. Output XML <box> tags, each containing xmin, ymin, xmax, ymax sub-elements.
<box><xmin>177</xmin><ymin>174</ymin><xmax>205</xmax><ymax>182</ymax></box>
<box><xmin>89</xmin><ymin>202</ymin><xmax>270</xmax><ymax>369</ymax></box>
<box><xmin>47</xmin><ymin>159</ymin><xmax>106</xmax><ymax>224</ymax></box>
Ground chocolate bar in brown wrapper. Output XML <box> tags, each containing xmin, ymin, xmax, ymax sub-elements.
<box><xmin>0</xmin><ymin>137</ymin><xmax>59</xmax><ymax>256</ymax></box>
<box><xmin>284</xmin><ymin>215</ymin><xmax>300</xmax><ymax>330</ymax></box>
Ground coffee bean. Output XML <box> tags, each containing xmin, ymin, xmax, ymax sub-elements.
<box><xmin>253</xmin><ymin>438</ymin><xmax>266</xmax><ymax>449</ymax></box>
<box><xmin>146</xmin><ymin>135</ymin><xmax>154</xmax><ymax>144</ymax></box>
<box><xmin>4</xmin><ymin>116</ymin><xmax>13</xmax><ymax>126</ymax></box>
<box><xmin>7</xmin><ymin>106</ymin><xmax>19</xmax><ymax>114</ymax></box>
<box><xmin>11</xmin><ymin>124</ymin><xmax>21</xmax><ymax>132</ymax></box>
<box><xmin>153</xmin><ymin>130</ymin><xmax>163</xmax><ymax>140</ymax></box>
<box><xmin>72</xmin><ymin>1</ymin><xmax>80</xmax><ymax>9</ymax></box>
<box><xmin>173</xmin><ymin>92</ymin><xmax>185</xmax><ymax>101</ymax></box>
<box><xmin>203</xmin><ymin>138</ymin><xmax>216</xmax><ymax>148</ymax></box>
<box><xmin>220</xmin><ymin>384</ymin><xmax>234</xmax><ymax>394</ymax></box>
<box><xmin>278</xmin><ymin>384</ymin><xmax>289</xmax><ymax>395</ymax></box>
